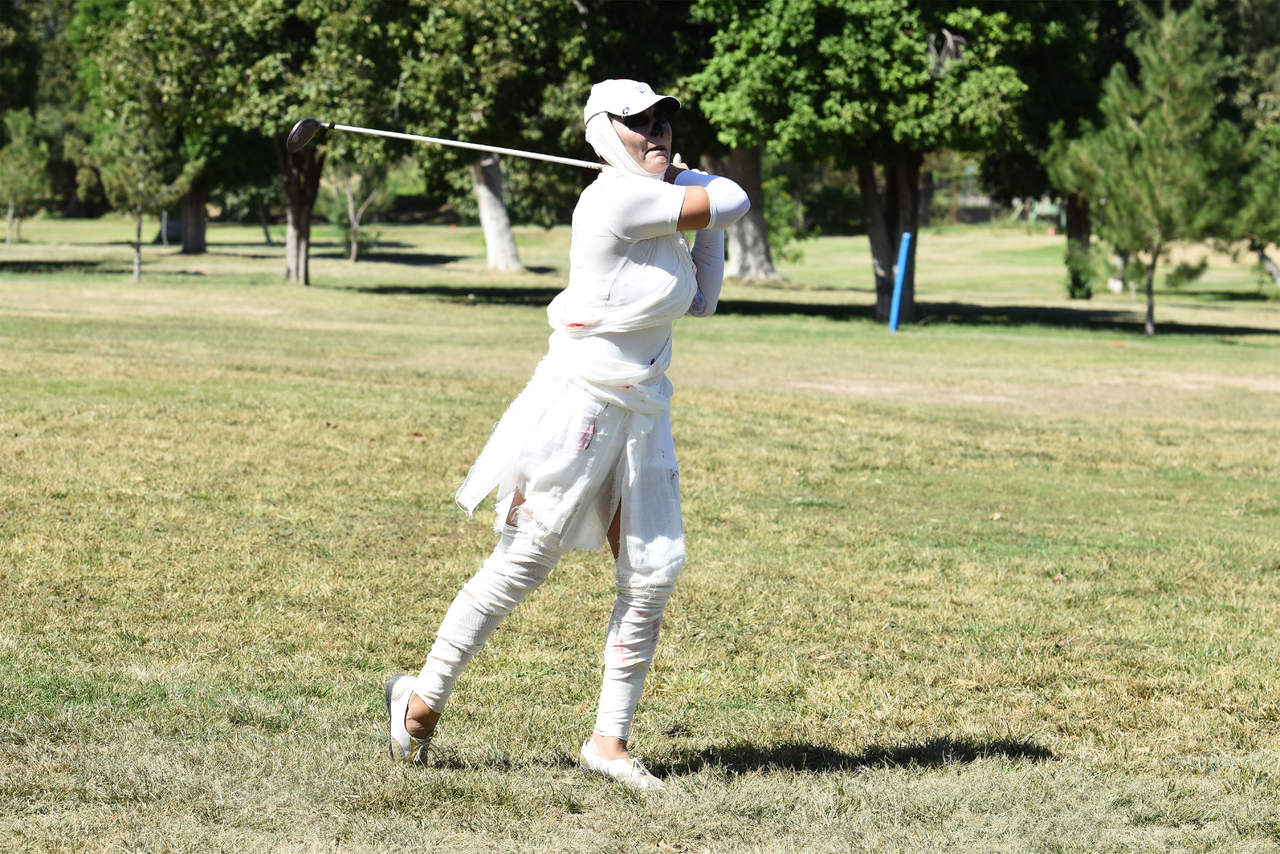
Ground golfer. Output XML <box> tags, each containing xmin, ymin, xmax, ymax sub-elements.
<box><xmin>385</xmin><ymin>79</ymin><xmax>749</xmax><ymax>790</ymax></box>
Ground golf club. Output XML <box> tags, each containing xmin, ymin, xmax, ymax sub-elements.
<box><xmin>286</xmin><ymin>117</ymin><xmax>604</xmax><ymax>171</ymax></box>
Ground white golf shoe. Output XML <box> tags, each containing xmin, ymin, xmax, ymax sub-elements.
<box><xmin>579</xmin><ymin>739</ymin><xmax>665</xmax><ymax>791</ymax></box>
<box><xmin>384</xmin><ymin>674</ymin><xmax>431</xmax><ymax>765</ymax></box>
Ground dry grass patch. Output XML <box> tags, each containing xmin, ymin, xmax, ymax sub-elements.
<box><xmin>2</xmin><ymin>221</ymin><xmax>1279</xmax><ymax>851</ymax></box>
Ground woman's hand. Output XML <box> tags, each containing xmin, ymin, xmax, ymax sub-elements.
<box><xmin>663</xmin><ymin>156</ymin><xmax>689</xmax><ymax>184</ymax></box>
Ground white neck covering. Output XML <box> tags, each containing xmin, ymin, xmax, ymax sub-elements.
<box><xmin>585</xmin><ymin>113</ymin><xmax>663</xmax><ymax>180</ymax></box>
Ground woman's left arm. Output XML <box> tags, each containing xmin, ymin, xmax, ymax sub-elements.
<box><xmin>671</xmin><ymin>167</ymin><xmax>750</xmax><ymax>231</ymax></box>
<box><xmin>686</xmin><ymin>228</ymin><xmax>725</xmax><ymax>317</ymax></box>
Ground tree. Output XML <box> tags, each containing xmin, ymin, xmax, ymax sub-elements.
<box><xmin>1050</xmin><ymin>2</ymin><xmax>1240</xmax><ymax>335</ymax></box>
<box><xmin>73</xmin><ymin>0</ymin><xmax>213</xmax><ymax>252</ymax></box>
<box><xmin>398</xmin><ymin>0</ymin><xmax>591</xmax><ymax>272</ymax></box>
<box><xmin>322</xmin><ymin>149</ymin><xmax>389</xmax><ymax>262</ymax></box>
<box><xmin>70</xmin><ymin>100</ymin><xmax>201</xmax><ymax>280</ymax></box>
<box><xmin>0</xmin><ymin>109</ymin><xmax>50</xmax><ymax>242</ymax></box>
<box><xmin>1224</xmin><ymin>0</ymin><xmax>1280</xmax><ymax>288</ymax></box>
<box><xmin>215</xmin><ymin>0</ymin><xmax>411</xmax><ymax>284</ymax></box>
<box><xmin>689</xmin><ymin>0</ymin><xmax>1028</xmax><ymax>322</ymax></box>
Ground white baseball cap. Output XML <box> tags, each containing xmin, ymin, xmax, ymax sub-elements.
<box><xmin>583</xmin><ymin>79</ymin><xmax>681</xmax><ymax>126</ymax></box>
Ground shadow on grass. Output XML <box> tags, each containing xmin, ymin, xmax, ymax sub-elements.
<box><xmin>1175</xmin><ymin>289</ymin><xmax>1275</xmax><ymax>303</ymax></box>
<box><xmin>355</xmin><ymin>252</ymin><xmax>467</xmax><ymax>266</ymax></box>
<box><xmin>652</xmin><ymin>736</ymin><xmax>1056</xmax><ymax>777</ymax></box>
<box><xmin>0</xmin><ymin>260</ymin><xmax>118</xmax><ymax>274</ymax></box>
<box><xmin>315</xmin><ymin>280</ymin><xmax>1280</xmax><ymax>335</ymax></box>
<box><xmin>415</xmin><ymin>736</ymin><xmax>1054</xmax><ymax>776</ymax></box>
<box><xmin>311</xmin><ymin>248</ymin><xmax>475</xmax><ymax>267</ymax></box>
<box><xmin>342</xmin><ymin>283</ymin><xmax>563</xmax><ymax>304</ymax></box>
<box><xmin>205</xmin><ymin>250</ymin><xmax>279</xmax><ymax>260</ymax></box>
<box><xmin>918</xmin><ymin>301</ymin><xmax>1280</xmax><ymax>336</ymax></box>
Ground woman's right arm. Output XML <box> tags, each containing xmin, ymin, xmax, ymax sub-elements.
<box><xmin>671</xmin><ymin>167</ymin><xmax>750</xmax><ymax>232</ymax></box>
<box><xmin>598</xmin><ymin>168</ymin><xmax>749</xmax><ymax>240</ymax></box>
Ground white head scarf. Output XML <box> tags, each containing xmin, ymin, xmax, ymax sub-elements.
<box><xmin>585</xmin><ymin>112</ymin><xmax>664</xmax><ymax>180</ymax></box>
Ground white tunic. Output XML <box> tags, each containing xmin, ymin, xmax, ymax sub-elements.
<box><xmin>456</xmin><ymin>170</ymin><xmax>695</xmax><ymax>582</ymax></box>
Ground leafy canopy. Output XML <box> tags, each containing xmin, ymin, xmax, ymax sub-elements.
<box><xmin>689</xmin><ymin>0</ymin><xmax>1028</xmax><ymax>162</ymax></box>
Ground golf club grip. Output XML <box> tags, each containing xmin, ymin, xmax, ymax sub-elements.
<box><xmin>327</xmin><ymin>123</ymin><xmax>603</xmax><ymax>171</ymax></box>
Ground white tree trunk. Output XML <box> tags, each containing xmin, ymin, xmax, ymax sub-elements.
<box><xmin>276</xmin><ymin>137</ymin><xmax>323</xmax><ymax>285</ymax></box>
<box><xmin>471</xmin><ymin>154</ymin><xmax>523</xmax><ymax>272</ymax></box>
<box><xmin>285</xmin><ymin>203</ymin><xmax>311</xmax><ymax>285</ymax></box>
<box><xmin>1144</xmin><ymin>244</ymin><xmax>1160</xmax><ymax>337</ymax></box>
<box><xmin>133</xmin><ymin>207</ymin><xmax>143</xmax><ymax>281</ymax></box>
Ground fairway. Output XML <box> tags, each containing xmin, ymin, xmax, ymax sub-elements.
<box><xmin>2</xmin><ymin>220</ymin><xmax>1279</xmax><ymax>852</ymax></box>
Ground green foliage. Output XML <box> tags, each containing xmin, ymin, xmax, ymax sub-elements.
<box><xmin>1049</xmin><ymin>2</ymin><xmax>1242</xmax><ymax>332</ymax></box>
<box><xmin>1062</xmin><ymin>242</ymin><xmax>1098</xmax><ymax>300</ymax></box>
<box><xmin>978</xmin><ymin>1</ymin><xmax>1123</xmax><ymax>204</ymax></box>
<box><xmin>1165</xmin><ymin>258</ymin><xmax>1209</xmax><ymax>290</ymax></box>
<box><xmin>69</xmin><ymin>3</ymin><xmax>205</xmax><ymax>219</ymax></box>
<box><xmin>1053</xmin><ymin>3</ymin><xmax>1238</xmax><ymax>255</ymax></box>
<box><xmin>0</xmin><ymin>109</ymin><xmax>51</xmax><ymax>236</ymax></box>
<box><xmin>689</xmin><ymin>0</ymin><xmax>1029</xmax><ymax>161</ymax></box>
<box><xmin>0</xmin><ymin>0</ymin><xmax>40</xmax><ymax>130</ymax></box>
<box><xmin>320</xmin><ymin>155</ymin><xmax>389</xmax><ymax>260</ymax></box>
<box><xmin>1238</xmin><ymin>115</ymin><xmax>1280</xmax><ymax>247</ymax></box>
<box><xmin>762</xmin><ymin>171</ymin><xmax>807</xmax><ymax>264</ymax></box>
<box><xmin>69</xmin><ymin>101</ymin><xmax>202</xmax><ymax>219</ymax></box>
<box><xmin>397</xmin><ymin>0</ymin><xmax>591</xmax><ymax>229</ymax></box>
<box><xmin>21</xmin><ymin>0</ymin><xmax>93</xmax><ymax>213</ymax></box>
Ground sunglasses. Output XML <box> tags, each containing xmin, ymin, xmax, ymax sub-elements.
<box><xmin>615</xmin><ymin>109</ymin><xmax>671</xmax><ymax>135</ymax></box>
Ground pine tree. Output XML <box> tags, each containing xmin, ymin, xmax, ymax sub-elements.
<box><xmin>1050</xmin><ymin>2</ymin><xmax>1239</xmax><ymax>335</ymax></box>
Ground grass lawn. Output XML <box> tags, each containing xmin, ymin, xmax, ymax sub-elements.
<box><xmin>2</xmin><ymin>216</ymin><xmax>1279</xmax><ymax>852</ymax></box>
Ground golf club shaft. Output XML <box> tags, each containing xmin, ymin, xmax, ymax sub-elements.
<box><xmin>318</xmin><ymin>121</ymin><xmax>603</xmax><ymax>171</ymax></box>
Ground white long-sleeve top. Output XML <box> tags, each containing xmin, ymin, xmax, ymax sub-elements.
<box><xmin>546</xmin><ymin>170</ymin><xmax>697</xmax><ymax>413</ymax></box>
<box><xmin>455</xmin><ymin>168</ymin><xmax>747</xmax><ymax>574</ymax></box>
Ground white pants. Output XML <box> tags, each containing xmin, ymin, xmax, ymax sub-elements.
<box><xmin>414</xmin><ymin>521</ymin><xmax>676</xmax><ymax>740</ymax></box>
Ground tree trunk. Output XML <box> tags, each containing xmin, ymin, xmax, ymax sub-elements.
<box><xmin>1065</xmin><ymin>196</ymin><xmax>1090</xmax><ymax>251</ymax></box>
<box><xmin>6</xmin><ymin>199</ymin><xmax>13</xmax><ymax>244</ymax></box>
<box><xmin>343</xmin><ymin>179</ymin><xmax>378</xmax><ymax>263</ymax></box>
<box><xmin>858</xmin><ymin>144</ymin><xmax>921</xmax><ymax>324</ymax></box>
<box><xmin>180</xmin><ymin>187</ymin><xmax>208</xmax><ymax>254</ymax></box>
<box><xmin>893</xmin><ymin>145</ymin><xmax>921</xmax><ymax>325</ymax></box>
<box><xmin>856</xmin><ymin>161</ymin><xmax>894</xmax><ymax>320</ymax></box>
<box><xmin>133</xmin><ymin>206</ymin><xmax>143</xmax><ymax>281</ymax></box>
<box><xmin>259</xmin><ymin>202</ymin><xmax>274</xmax><ymax>246</ymax></box>
<box><xmin>275</xmin><ymin>135</ymin><xmax>324</xmax><ymax>285</ymax></box>
<box><xmin>470</xmin><ymin>154</ymin><xmax>522</xmax><ymax>272</ymax></box>
<box><xmin>1144</xmin><ymin>244</ymin><xmax>1160</xmax><ymax>337</ymax></box>
<box><xmin>346</xmin><ymin>179</ymin><xmax>360</xmax><ymax>262</ymax></box>
<box><xmin>284</xmin><ymin>203</ymin><xmax>312</xmax><ymax>286</ymax></box>
<box><xmin>160</xmin><ymin>210</ymin><xmax>169</xmax><ymax>247</ymax></box>
<box><xmin>919</xmin><ymin>169</ymin><xmax>935</xmax><ymax>228</ymax></box>
<box><xmin>703</xmin><ymin>147</ymin><xmax>782</xmax><ymax>281</ymax></box>
<box><xmin>1252</xmin><ymin>242</ymin><xmax>1280</xmax><ymax>286</ymax></box>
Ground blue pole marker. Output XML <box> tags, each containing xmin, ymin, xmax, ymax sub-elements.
<box><xmin>888</xmin><ymin>231</ymin><xmax>912</xmax><ymax>332</ymax></box>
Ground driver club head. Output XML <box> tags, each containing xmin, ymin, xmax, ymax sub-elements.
<box><xmin>286</xmin><ymin>118</ymin><xmax>327</xmax><ymax>154</ymax></box>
